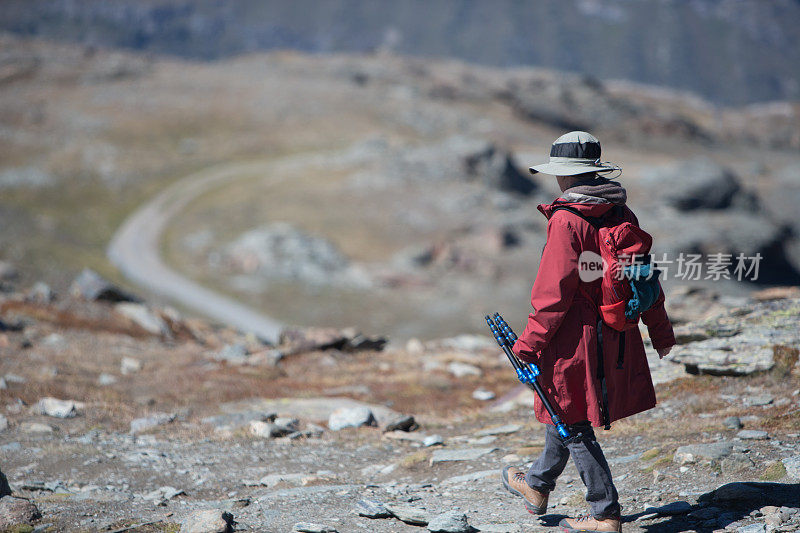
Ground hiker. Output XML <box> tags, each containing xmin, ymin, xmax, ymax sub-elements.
<box><xmin>500</xmin><ymin>131</ymin><xmax>676</xmax><ymax>532</ymax></box>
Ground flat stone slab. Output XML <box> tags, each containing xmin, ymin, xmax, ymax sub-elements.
<box><xmin>782</xmin><ymin>456</ymin><xmax>800</xmax><ymax>479</ymax></box>
<box><xmin>674</xmin><ymin>441</ymin><xmax>733</xmax><ymax>464</ymax></box>
<box><xmin>385</xmin><ymin>504</ymin><xmax>429</xmax><ymax>525</ymax></box>
<box><xmin>475</xmin><ymin>424</ymin><xmax>521</xmax><ymax>437</ymax></box>
<box><xmin>737</xmin><ymin>430</ymin><xmax>769</xmax><ymax>440</ymax></box>
<box><xmin>430</xmin><ymin>447</ymin><xmax>498</xmax><ymax>465</ymax></box>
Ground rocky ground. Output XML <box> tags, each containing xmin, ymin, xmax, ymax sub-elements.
<box><xmin>0</xmin><ymin>270</ymin><xmax>798</xmax><ymax>532</ymax></box>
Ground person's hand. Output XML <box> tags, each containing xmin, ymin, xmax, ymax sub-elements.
<box><xmin>657</xmin><ymin>346</ymin><xmax>672</xmax><ymax>359</ymax></box>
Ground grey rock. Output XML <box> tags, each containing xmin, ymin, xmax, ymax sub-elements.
<box><xmin>355</xmin><ymin>498</ymin><xmax>391</xmax><ymax>518</ymax></box>
<box><xmin>463</xmin><ymin>142</ymin><xmax>536</xmax><ymax>196</ymax></box>
<box><xmin>737</xmin><ymin>430</ymin><xmax>769</xmax><ymax>440</ymax></box>
<box><xmin>143</xmin><ymin>486</ymin><xmax>184</xmax><ymax>504</ymax></box>
<box><xmin>294</xmin><ymin>523</ymin><xmax>338</xmax><ymax>533</ymax></box>
<box><xmin>249</xmin><ymin>420</ymin><xmax>295</xmax><ymax>438</ymax></box>
<box><xmin>386</xmin><ymin>504</ymin><xmax>429</xmax><ymax>525</ymax></box>
<box><xmin>98</xmin><ymin>373</ymin><xmax>117</xmax><ymax>386</ymax></box>
<box><xmin>447</xmin><ymin>361</ymin><xmax>482</xmax><ymax>378</ymax></box>
<box><xmin>651</xmin><ymin>158</ymin><xmax>746</xmax><ymax>211</ymax></box>
<box><xmin>724</xmin><ymin>416</ymin><xmax>743</xmax><ymax>429</ymax></box>
<box><xmin>427</xmin><ymin>510</ymin><xmax>473</xmax><ymax>532</ymax></box>
<box><xmin>0</xmin><ymin>497</ymin><xmax>41</xmax><ymax>530</ymax></box>
<box><xmin>120</xmin><ymin>357</ymin><xmax>142</xmax><ymax>375</ymax></box>
<box><xmin>674</xmin><ymin>441</ymin><xmax>733</xmax><ymax>464</ymax></box>
<box><xmin>782</xmin><ymin>456</ymin><xmax>800</xmax><ymax>479</ymax></box>
<box><xmin>115</xmin><ymin>303</ymin><xmax>170</xmax><ymax>336</ymax></box>
<box><xmin>180</xmin><ymin>509</ymin><xmax>234</xmax><ymax>533</ymax></box>
<box><xmin>3</xmin><ymin>374</ymin><xmax>26</xmax><ymax>384</ymax></box>
<box><xmin>668</xmin><ymin>335</ymin><xmax>775</xmax><ymax>376</ymax></box>
<box><xmin>36</xmin><ymin>397</ymin><xmax>80</xmax><ymax>418</ymax></box>
<box><xmin>70</xmin><ymin>268</ymin><xmax>139</xmax><ymax>302</ymax></box>
<box><xmin>423</xmin><ymin>435</ymin><xmax>444</xmax><ymax>447</ymax></box>
<box><xmin>259</xmin><ymin>473</ymin><xmax>308</xmax><ymax>488</ymax></box>
<box><xmin>745</xmin><ymin>394</ymin><xmax>774</xmax><ymax>407</ymax></box>
<box><xmin>0</xmin><ymin>414</ymin><xmax>7</xmax><ymax>432</ymax></box>
<box><xmin>475</xmin><ymin>424</ymin><xmax>521</xmax><ymax>437</ymax></box>
<box><xmin>472</xmin><ymin>389</ymin><xmax>495</xmax><ymax>401</ymax></box>
<box><xmin>737</xmin><ymin>523</ymin><xmax>766</xmax><ymax>533</ymax></box>
<box><xmin>130</xmin><ymin>412</ymin><xmax>176</xmax><ymax>434</ymax></box>
<box><xmin>430</xmin><ymin>447</ymin><xmax>497</xmax><ymax>464</ymax></box>
<box><xmin>328</xmin><ymin>406</ymin><xmax>376</xmax><ymax>431</ymax></box>
<box><xmin>383</xmin><ymin>414</ymin><xmax>417</xmax><ymax>432</ymax></box>
<box><xmin>26</xmin><ymin>282</ymin><xmax>53</xmax><ymax>304</ymax></box>
<box><xmin>0</xmin><ymin>378</ymin><xmax>6</xmax><ymax>390</ymax></box>
<box><xmin>21</xmin><ymin>422</ymin><xmax>53</xmax><ymax>434</ymax></box>
<box><xmin>214</xmin><ymin>344</ymin><xmax>249</xmax><ymax>365</ymax></box>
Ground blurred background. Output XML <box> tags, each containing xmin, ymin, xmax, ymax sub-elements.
<box><xmin>1</xmin><ymin>0</ymin><xmax>799</xmax><ymax>340</ymax></box>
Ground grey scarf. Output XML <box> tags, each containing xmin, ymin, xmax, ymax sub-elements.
<box><xmin>565</xmin><ymin>177</ymin><xmax>627</xmax><ymax>206</ymax></box>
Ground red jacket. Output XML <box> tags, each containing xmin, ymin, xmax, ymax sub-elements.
<box><xmin>512</xmin><ymin>196</ymin><xmax>675</xmax><ymax>428</ymax></box>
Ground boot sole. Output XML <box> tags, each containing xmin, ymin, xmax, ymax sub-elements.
<box><xmin>500</xmin><ymin>468</ymin><xmax>547</xmax><ymax>515</ymax></box>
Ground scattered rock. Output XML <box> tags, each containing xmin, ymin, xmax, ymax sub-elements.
<box><xmin>423</xmin><ymin>435</ymin><xmax>444</xmax><ymax>447</ymax></box>
<box><xmin>651</xmin><ymin>158</ymin><xmax>747</xmax><ymax>211</ymax></box>
<box><xmin>214</xmin><ymin>344</ymin><xmax>249</xmax><ymax>365</ymax></box>
<box><xmin>0</xmin><ymin>496</ymin><xmax>41</xmax><ymax>530</ymax></box>
<box><xmin>143</xmin><ymin>486</ymin><xmax>184</xmax><ymax>505</ymax></box>
<box><xmin>249</xmin><ymin>420</ymin><xmax>295</xmax><ymax>439</ymax></box>
<box><xmin>674</xmin><ymin>441</ymin><xmax>733</xmax><ymax>464</ymax></box>
<box><xmin>447</xmin><ymin>361</ymin><xmax>482</xmax><ymax>378</ymax></box>
<box><xmin>427</xmin><ymin>510</ymin><xmax>474</xmax><ymax>533</ymax></box>
<box><xmin>475</xmin><ymin>424</ymin><xmax>521</xmax><ymax>437</ymax></box>
<box><xmin>71</xmin><ymin>268</ymin><xmax>139</xmax><ymax>302</ymax></box>
<box><xmin>430</xmin><ymin>447</ymin><xmax>497</xmax><ymax>465</ymax></box>
<box><xmin>130</xmin><ymin>412</ymin><xmax>176</xmax><ymax>434</ymax></box>
<box><xmin>737</xmin><ymin>430</ymin><xmax>769</xmax><ymax>440</ymax></box>
<box><xmin>328</xmin><ymin>407</ymin><xmax>376</xmax><ymax>431</ymax></box>
<box><xmin>115</xmin><ymin>302</ymin><xmax>170</xmax><ymax>336</ymax></box>
<box><xmin>782</xmin><ymin>456</ymin><xmax>800</xmax><ymax>479</ymax></box>
<box><xmin>21</xmin><ymin>422</ymin><xmax>54</xmax><ymax>434</ymax></box>
<box><xmin>386</xmin><ymin>504</ymin><xmax>429</xmax><ymax>526</ymax></box>
<box><xmin>294</xmin><ymin>523</ymin><xmax>338</xmax><ymax>533</ymax></box>
<box><xmin>355</xmin><ymin>498</ymin><xmax>391</xmax><ymax>518</ymax></box>
<box><xmin>121</xmin><ymin>357</ymin><xmax>142</xmax><ymax>375</ymax></box>
<box><xmin>98</xmin><ymin>373</ymin><xmax>117</xmax><ymax>386</ymax></box>
<box><xmin>180</xmin><ymin>509</ymin><xmax>234</xmax><ymax>533</ymax></box>
<box><xmin>26</xmin><ymin>281</ymin><xmax>53</xmax><ymax>304</ymax></box>
<box><xmin>36</xmin><ymin>397</ymin><xmax>80</xmax><ymax>418</ymax></box>
<box><xmin>472</xmin><ymin>388</ymin><xmax>495</xmax><ymax>401</ymax></box>
<box><xmin>724</xmin><ymin>416</ymin><xmax>743</xmax><ymax>429</ymax></box>
<box><xmin>744</xmin><ymin>394</ymin><xmax>774</xmax><ymax>407</ymax></box>
<box><xmin>383</xmin><ymin>414</ymin><xmax>418</xmax><ymax>432</ymax></box>
<box><xmin>0</xmin><ymin>415</ymin><xmax>7</xmax><ymax>432</ymax></box>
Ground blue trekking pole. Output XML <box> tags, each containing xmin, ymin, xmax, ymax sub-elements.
<box><xmin>486</xmin><ymin>313</ymin><xmax>577</xmax><ymax>443</ymax></box>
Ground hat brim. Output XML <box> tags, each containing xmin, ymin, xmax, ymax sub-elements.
<box><xmin>529</xmin><ymin>162</ymin><xmax>615</xmax><ymax>176</ymax></box>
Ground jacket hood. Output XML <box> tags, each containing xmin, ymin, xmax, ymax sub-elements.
<box><xmin>538</xmin><ymin>193</ymin><xmax>618</xmax><ymax>219</ymax></box>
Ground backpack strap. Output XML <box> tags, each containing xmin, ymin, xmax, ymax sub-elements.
<box><xmin>595</xmin><ymin>319</ymin><xmax>612</xmax><ymax>430</ymax></box>
<box><xmin>550</xmin><ymin>205</ymin><xmax>605</xmax><ymax>229</ymax></box>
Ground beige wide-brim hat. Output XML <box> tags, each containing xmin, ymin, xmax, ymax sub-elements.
<box><xmin>529</xmin><ymin>131</ymin><xmax>619</xmax><ymax>176</ymax></box>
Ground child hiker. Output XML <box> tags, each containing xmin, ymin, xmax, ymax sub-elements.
<box><xmin>500</xmin><ymin>131</ymin><xmax>676</xmax><ymax>533</ymax></box>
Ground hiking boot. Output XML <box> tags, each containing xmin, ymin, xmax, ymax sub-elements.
<box><xmin>500</xmin><ymin>466</ymin><xmax>549</xmax><ymax>514</ymax></box>
<box><xmin>559</xmin><ymin>515</ymin><xmax>622</xmax><ymax>532</ymax></box>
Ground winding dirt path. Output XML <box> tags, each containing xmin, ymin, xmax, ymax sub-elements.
<box><xmin>107</xmin><ymin>160</ymin><xmax>286</xmax><ymax>342</ymax></box>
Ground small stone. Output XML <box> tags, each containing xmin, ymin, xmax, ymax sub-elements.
<box><xmin>21</xmin><ymin>422</ymin><xmax>53</xmax><ymax>434</ymax></box>
<box><xmin>121</xmin><ymin>357</ymin><xmax>142</xmax><ymax>375</ymax></box>
<box><xmin>130</xmin><ymin>412</ymin><xmax>176</xmax><ymax>434</ymax></box>
<box><xmin>249</xmin><ymin>421</ymin><xmax>294</xmax><ymax>439</ymax></box>
<box><xmin>386</xmin><ymin>504</ymin><xmax>429</xmax><ymax>526</ymax></box>
<box><xmin>355</xmin><ymin>498</ymin><xmax>391</xmax><ymax>518</ymax></box>
<box><xmin>143</xmin><ymin>486</ymin><xmax>184</xmax><ymax>504</ymax></box>
<box><xmin>406</xmin><ymin>338</ymin><xmax>424</xmax><ymax>354</ymax></box>
<box><xmin>180</xmin><ymin>509</ymin><xmax>234</xmax><ymax>533</ymax></box>
<box><xmin>0</xmin><ymin>496</ymin><xmax>41</xmax><ymax>530</ymax></box>
<box><xmin>427</xmin><ymin>510</ymin><xmax>473</xmax><ymax>532</ymax></box>
<box><xmin>652</xmin><ymin>470</ymin><xmax>666</xmax><ymax>482</ymax></box>
<box><xmin>423</xmin><ymin>435</ymin><xmax>444</xmax><ymax>447</ymax></box>
<box><xmin>737</xmin><ymin>430</ymin><xmax>768</xmax><ymax>440</ymax></box>
<box><xmin>430</xmin><ymin>447</ymin><xmax>497</xmax><ymax>464</ymax></box>
<box><xmin>447</xmin><ymin>361</ymin><xmax>482</xmax><ymax>378</ymax></box>
<box><xmin>472</xmin><ymin>388</ymin><xmax>495</xmax><ymax>401</ymax></box>
<box><xmin>115</xmin><ymin>302</ymin><xmax>169</xmax><ymax>336</ymax></box>
<box><xmin>46</xmin><ymin>396</ymin><xmax>75</xmax><ymax>419</ymax></box>
<box><xmin>27</xmin><ymin>281</ymin><xmax>53</xmax><ymax>303</ymax></box>
<box><xmin>98</xmin><ymin>373</ymin><xmax>117</xmax><ymax>386</ymax></box>
<box><xmin>674</xmin><ymin>441</ymin><xmax>733</xmax><ymax>464</ymax></box>
<box><xmin>294</xmin><ymin>523</ymin><xmax>338</xmax><ymax>533</ymax></box>
<box><xmin>214</xmin><ymin>344</ymin><xmax>249</xmax><ymax>365</ymax></box>
<box><xmin>745</xmin><ymin>395</ymin><xmax>774</xmax><ymax>407</ymax></box>
<box><xmin>724</xmin><ymin>416</ymin><xmax>743</xmax><ymax>429</ymax></box>
<box><xmin>782</xmin><ymin>456</ymin><xmax>800</xmax><ymax>479</ymax></box>
<box><xmin>475</xmin><ymin>424</ymin><xmax>521</xmax><ymax>437</ymax></box>
<box><xmin>502</xmin><ymin>454</ymin><xmax>521</xmax><ymax>464</ymax></box>
<box><xmin>328</xmin><ymin>406</ymin><xmax>376</xmax><ymax>431</ymax></box>
<box><xmin>383</xmin><ymin>414</ymin><xmax>417</xmax><ymax>432</ymax></box>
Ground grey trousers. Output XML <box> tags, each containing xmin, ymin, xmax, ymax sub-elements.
<box><xmin>525</xmin><ymin>422</ymin><xmax>621</xmax><ymax>519</ymax></box>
